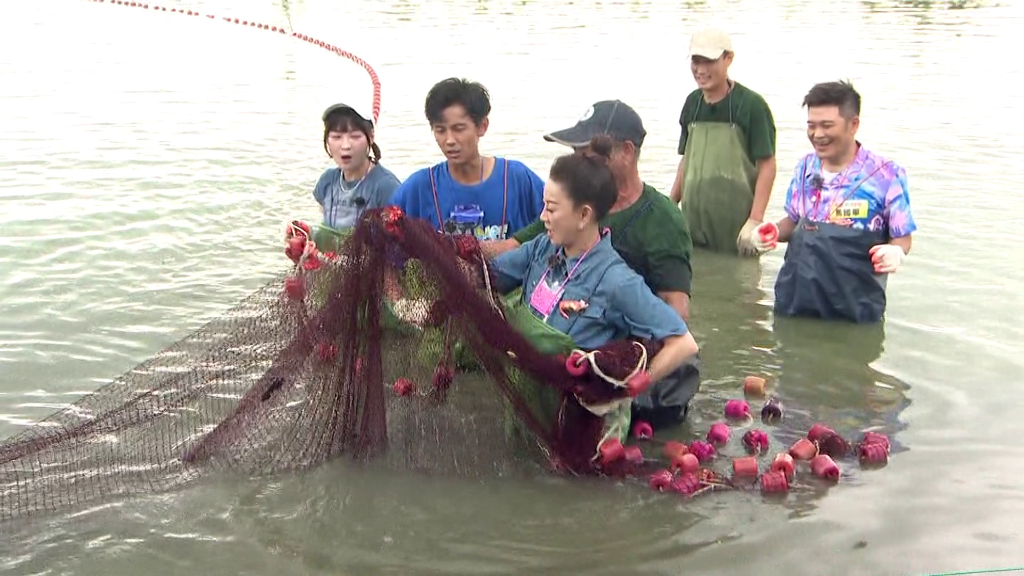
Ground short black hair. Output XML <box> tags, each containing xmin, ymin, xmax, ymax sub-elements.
<box><xmin>548</xmin><ymin>135</ymin><xmax>619</xmax><ymax>222</ymax></box>
<box><xmin>424</xmin><ymin>78</ymin><xmax>492</xmax><ymax>126</ymax></box>
<box><xmin>803</xmin><ymin>80</ymin><xmax>861</xmax><ymax>119</ymax></box>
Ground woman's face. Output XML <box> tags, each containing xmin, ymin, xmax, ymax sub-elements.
<box><xmin>539</xmin><ymin>179</ymin><xmax>593</xmax><ymax>247</ymax></box>
<box><xmin>327</xmin><ymin>128</ymin><xmax>371</xmax><ymax>172</ymax></box>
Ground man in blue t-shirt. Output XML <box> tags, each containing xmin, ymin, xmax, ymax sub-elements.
<box><xmin>388</xmin><ymin>78</ymin><xmax>546</xmax><ymax>241</ymax></box>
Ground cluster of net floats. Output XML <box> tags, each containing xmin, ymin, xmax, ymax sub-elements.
<box><xmin>599</xmin><ymin>376</ymin><xmax>893</xmax><ymax>497</ymax></box>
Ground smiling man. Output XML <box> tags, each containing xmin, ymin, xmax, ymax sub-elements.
<box><xmin>388</xmin><ymin>78</ymin><xmax>545</xmax><ymax>241</ymax></box>
<box><xmin>668</xmin><ymin>27</ymin><xmax>778</xmax><ymax>257</ymax></box>
<box><xmin>751</xmin><ymin>81</ymin><xmax>917</xmax><ymax>323</ymax></box>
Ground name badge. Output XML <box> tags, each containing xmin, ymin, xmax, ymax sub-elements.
<box><xmin>830</xmin><ymin>200</ymin><xmax>869</xmax><ymax>221</ymax></box>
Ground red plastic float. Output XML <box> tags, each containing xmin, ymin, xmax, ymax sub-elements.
<box><xmin>789</xmin><ymin>437</ymin><xmax>818</xmax><ymax>461</ymax></box>
<box><xmin>743</xmin><ymin>375</ymin><xmax>767</xmax><ymax>397</ymax></box>
<box><xmin>706</xmin><ymin>423</ymin><xmax>730</xmax><ymax>445</ymax></box>
<box><xmin>770</xmin><ymin>453</ymin><xmax>795</xmax><ymax>479</ymax></box>
<box><xmin>732</xmin><ymin>456</ymin><xmax>759</xmax><ymax>477</ymax></box>
<box><xmin>810</xmin><ymin>454</ymin><xmax>840</xmax><ymax>481</ymax></box>
<box><xmin>687</xmin><ymin>440</ymin><xmax>716</xmax><ymax>463</ymax></box>
<box><xmin>760</xmin><ymin>471</ymin><xmax>789</xmax><ymax>494</ymax></box>
<box><xmin>669</xmin><ymin>453</ymin><xmax>699</xmax><ymax>475</ymax></box>
<box><xmin>742</xmin><ymin>429</ymin><xmax>770</xmax><ymax>453</ymax></box>
<box><xmin>392</xmin><ymin>378</ymin><xmax>415</xmax><ymax>396</ymax></box>
<box><xmin>724</xmin><ymin>399</ymin><xmax>751</xmax><ymax>419</ymax></box>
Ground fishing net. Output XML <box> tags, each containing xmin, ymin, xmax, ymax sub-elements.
<box><xmin>0</xmin><ymin>207</ymin><xmax>661</xmax><ymax>524</ymax></box>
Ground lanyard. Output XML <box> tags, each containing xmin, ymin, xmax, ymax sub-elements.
<box><xmin>535</xmin><ymin>232</ymin><xmax>605</xmax><ymax>320</ymax></box>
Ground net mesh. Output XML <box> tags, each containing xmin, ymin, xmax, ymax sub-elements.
<box><xmin>0</xmin><ymin>207</ymin><xmax>658</xmax><ymax>524</ymax></box>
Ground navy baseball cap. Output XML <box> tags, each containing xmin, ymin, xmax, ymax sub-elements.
<box><xmin>544</xmin><ymin>100</ymin><xmax>647</xmax><ymax>148</ymax></box>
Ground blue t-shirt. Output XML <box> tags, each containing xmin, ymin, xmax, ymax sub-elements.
<box><xmin>492</xmin><ymin>233</ymin><xmax>689</xmax><ymax>350</ymax></box>
<box><xmin>313</xmin><ymin>163</ymin><xmax>401</xmax><ymax>230</ymax></box>
<box><xmin>387</xmin><ymin>158</ymin><xmax>545</xmax><ymax>241</ymax></box>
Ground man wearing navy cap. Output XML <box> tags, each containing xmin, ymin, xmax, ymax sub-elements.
<box><xmin>484</xmin><ymin>100</ymin><xmax>701</xmax><ymax>429</ymax></box>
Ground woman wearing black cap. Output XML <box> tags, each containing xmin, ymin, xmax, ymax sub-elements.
<box><xmin>309</xmin><ymin>103</ymin><xmax>401</xmax><ymax>252</ymax></box>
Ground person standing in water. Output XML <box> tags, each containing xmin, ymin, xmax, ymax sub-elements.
<box><xmin>751</xmin><ymin>81</ymin><xmax>917</xmax><ymax>323</ymax></box>
<box><xmin>667</xmin><ymin>27</ymin><xmax>779</xmax><ymax>257</ymax></box>
<box><xmin>311</xmin><ymin>103</ymin><xmax>401</xmax><ymax>251</ymax></box>
<box><xmin>484</xmin><ymin>101</ymin><xmax>700</xmax><ymax>430</ymax></box>
<box><xmin>388</xmin><ymin>78</ymin><xmax>546</xmax><ymax>240</ymax></box>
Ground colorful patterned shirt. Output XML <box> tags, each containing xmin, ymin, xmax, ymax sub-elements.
<box><xmin>782</xmin><ymin>144</ymin><xmax>917</xmax><ymax>238</ymax></box>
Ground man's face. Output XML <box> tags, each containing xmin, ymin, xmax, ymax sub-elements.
<box><xmin>690</xmin><ymin>52</ymin><xmax>733</xmax><ymax>91</ymax></box>
<box><xmin>806</xmin><ymin>105</ymin><xmax>859</xmax><ymax>162</ymax></box>
<box><xmin>572</xmin><ymin>140</ymin><xmax>634</xmax><ymax>183</ymax></box>
<box><xmin>431</xmin><ymin>104</ymin><xmax>488</xmax><ymax>166</ymax></box>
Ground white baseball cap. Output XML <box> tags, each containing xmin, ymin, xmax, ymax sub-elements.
<box><xmin>689</xmin><ymin>27</ymin><xmax>733</xmax><ymax>60</ymax></box>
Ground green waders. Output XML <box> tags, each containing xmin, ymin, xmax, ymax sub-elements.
<box><xmin>681</xmin><ymin>96</ymin><xmax>758</xmax><ymax>255</ymax></box>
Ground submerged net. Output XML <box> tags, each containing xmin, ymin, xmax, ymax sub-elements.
<box><xmin>0</xmin><ymin>207</ymin><xmax>658</xmax><ymax>524</ymax></box>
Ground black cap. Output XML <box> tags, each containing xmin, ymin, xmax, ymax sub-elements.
<box><xmin>322</xmin><ymin>103</ymin><xmax>374</xmax><ymax>126</ymax></box>
<box><xmin>543</xmin><ymin>100</ymin><xmax>646</xmax><ymax>148</ymax></box>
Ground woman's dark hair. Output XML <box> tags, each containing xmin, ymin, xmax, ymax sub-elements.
<box><xmin>548</xmin><ymin>135</ymin><xmax>619</xmax><ymax>222</ymax></box>
<box><xmin>322</xmin><ymin>107</ymin><xmax>382</xmax><ymax>163</ymax></box>
<box><xmin>424</xmin><ymin>78</ymin><xmax>491</xmax><ymax>127</ymax></box>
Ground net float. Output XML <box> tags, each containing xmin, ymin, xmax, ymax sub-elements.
<box><xmin>626</xmin><ymin>371</ymin><xmax>651</xmax><ymax>397</ymax></box>
<box><xmin>743</xmin><ymin>375</ymin><xmax>766</xmax><ymax>397</ymax></box>
<box><xmin>631</xmin><ymin>420</ymin><xmax>653</xmax><ymax>440</ymax></box>
<box><xmin>670</xmin><ymin>453</ymin><xmax>700</xmax><ymax>475</ymax></box>
<box><xmin>687</xmin><ymin>440</ymin><xmax>716</xmax><ymax>463</ymax></box>
<box><xmin>285</xmin><ymin>235</ymin><xmax>306</xmax><ymax>263</ymax></box>
<box><xmin>807</xmin><ymin>423</ymin><xmax>836</xmax><ymax>443</ymax></box>
<box><xmin>860</xmin><ymin>431</ymin><xmax>891</xmax><ymax>452</ymax></box>
<box><xmin>648</xmin><ymin>469</ymin><xmax>673</xmax><ymax>492</ymax></box>
<box><xmin>623</xmin><ymin>445</ymin><xmax>644</xmax><ymax>466</ymax></box>
<box><xmin>789</xmin><ymin>437</ymin><xmax>818</xmax><ymax>461</ymax></box>
<box><xmin>770</xmin><ymin>453</ymin><xmax>795</xmax><ymax>479</ymax></box>
<box><xmin>706</xmin><ymin>423</ymin><xmax>730</xmax><ymax>445</ymax></box>
<box><xmin>564</xmin><ymin>351</ymin><xmax>589</xmax><ymax>377</ymax></box>
<box><xmin>760</xmin><ymin>471</ymin><xmax>790</xmax><ymax>494</ymax></box>
<box><xmin>724</xmin><ymin>399</ymin><xmax>750</xmax><ymax>420</ymax></box>
<box><xmin>392</xmin><ymin>378</ymin><xmax>415</xmax><ymax>397</ymax></box>
<box><xmin>599</xmin><ymin>438</ymin><xmax>626</xmax><ymax>466</ymax></box>
<box><xmin>732</xmin><ymin>456</ymin><xmax>759</xmax><ymax>477</ymax></box>
<box><xmin>817</xmin><ymin>433</ymin><xmax>851</xmax><ymax>459</ymax></box>
<box><xmin>283</xmin><ymin>277</ymin><xmax>305</xmax><ymax>300</ymax></box>
<box><xmin>761</xmin><ymin>397</ymin><xmax>784</xmax><ymax>424</ymax></box>
<box><xmin>810</xmin><ymin>454</ymin><xmax>840</xmax><ymax>481</ymax></box>
<box><xmin>859</xmin><ymin>442</ymin><xmax>889</xmax><ymax>466</ymax></box>
<box><xmin>670</xmin><ymin>472</ymin><xmax>701</xmax><ymax>496</ymax></box>
<box><xmin>742</xmin><ymin>429</ymin><xmax>770</xmax><ymax>453</ymax></box>
<box><xmin>662</xmin><ymin>440</ymin><xmax>688</xmax><ymax>460</ymax></box>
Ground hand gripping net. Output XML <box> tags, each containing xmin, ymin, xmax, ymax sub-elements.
<box><xmin>0</xmin><ymin>207</ymin><xmax>659</xmax><ymax>524</ymax></box>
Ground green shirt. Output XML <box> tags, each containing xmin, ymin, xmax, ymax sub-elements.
<box><xmin>511</xmin><ymin>184</ymin><xmax>693</xmax><ymax>295</ymax></box>
<box><xmin>677</xmin><ymin>81</ymin><xmax>777</xmax><ymax>163</ymax></box>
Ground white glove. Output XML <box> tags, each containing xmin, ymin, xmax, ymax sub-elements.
<box><xmin>736</xmin><ymin>219</ymin><xmax>762</xmax><ymax>256</ymax></box>
<box><xmin>869</xmin><ymin>244</ymin><xmax>905</xmax><ymax>274</ymax></box>
<box><xmin>750</xmin><ymin>221</ymin><xmax>780</xmax><ymax>253</ymax></box>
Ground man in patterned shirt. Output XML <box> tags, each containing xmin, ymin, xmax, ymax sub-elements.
<box><xmin>753</xmin><ymin>81</ymin><xmax>917</xmax><ymax>323</ymax></box>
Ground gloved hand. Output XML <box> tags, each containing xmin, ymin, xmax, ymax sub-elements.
<box><xmin>869</xmin><ymin>244</ymin><xmax>905</xmax><ymax>274</ymax></box>
<box><xmin>736</xmin><ymin>219</ymin><xmax>762</xmax><ymax>256</ymax></box>
<box><xmin>750</xmin><ymin>221</ymin><xmax>780</xmax><ymax>253</ymax></box>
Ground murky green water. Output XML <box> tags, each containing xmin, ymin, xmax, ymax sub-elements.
<box><xmin>2</xmin><ymin>0</ymin><xmax>1024</xmax><ymax>573</ymax></box>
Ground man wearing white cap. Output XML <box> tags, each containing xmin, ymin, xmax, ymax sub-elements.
<box><xmin>668</xmin><ymin>27</ymin><xmax>779</xmax><ymax>257</ymax></box>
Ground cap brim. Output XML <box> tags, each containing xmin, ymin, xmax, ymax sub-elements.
<box><xmin>323</xmin><ymin>103</ymin><xmax>374</xmax><ymax>125</ymax></box>
<box><xmin>689</xmin><ymin>46</ymin><xmax>726</xmax><ymax>59</ymax></box>
<box><xmin>543</xmin><ymin>125</ymin><xmax>598</xmax><ymax>148</ymax></box>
